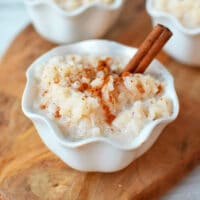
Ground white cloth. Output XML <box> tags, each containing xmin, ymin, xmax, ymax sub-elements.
<box><xmin>0</xmin><ymin>1</ymin><xmax>200</xmax><ymax>199</ymax></box>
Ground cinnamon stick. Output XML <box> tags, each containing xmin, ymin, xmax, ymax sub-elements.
<box><xmin>122</xmin><ymin>24</ymin><xmax>172</xmax><ymax>74</ymax></box>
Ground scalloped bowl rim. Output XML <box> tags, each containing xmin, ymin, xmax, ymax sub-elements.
<box><xmin>146</xmin><ymin>0</ymin><xmax>200</xmax><ymax>35</ymax></box>
<box><xmin>22</xmin><ymin>40</ymin><xmax>179</xmax><ymax>151</ymax></box>
<box><xmin>24</xmin><ymin>0</ymin><xmax>124</xmax><ymax>16</ymax></box>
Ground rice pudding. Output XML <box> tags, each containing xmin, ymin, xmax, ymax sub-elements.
<box><xmin>34</xmin><ymin>55</ymin><xmax>172</xmax><ymax>141</ymax></box>
<box><xmin>53</xmin><ymin>0</ymin><xmax>115</xmax><ymax>11</ymax></box>
<box><xmin>153</xmin><ymin>0</ymin><xmax>200</xmax><ymax>28</ymax></box>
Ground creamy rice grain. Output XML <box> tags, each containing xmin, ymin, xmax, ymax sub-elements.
<box><xmin>153</xmin><ymin>0</ymin><xmax>200</xmax><ymax>28</ymax></box>
<box><xmin>34</xmin><ymin>55</ymin><xmax>172</xmax><ymax>141</ymax></box>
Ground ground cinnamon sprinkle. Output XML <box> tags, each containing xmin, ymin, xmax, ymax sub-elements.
<box><xmin>156</xmin><ymin>84</ymin><xmax>163</xmax><ymax>94</ymax></box>
<box><xmin>40</xmin><ymin>104</ymin><xmax>47</xmax><ymax>110</ymax></box>
<box><xmin>78</xmin><ymin>82</ymin><xmax>89</xmax><ymax>92</ymax></box>
<box><xmin>108</xmin><ymin>76</ymin><xmax>122</xmax><ymax>105</ymax></box>
<box><xmin>108</xmin><ymin>91</ymin><xmax>117</xmax><ymax>105</ymax></box>
<box><xmin>96</xmin><ymin>65</ymin><xmax>117</xmax><ymax>123</ymax></box>
<box><xmin>97</xmin><ymin>60</ymin><xmax>110</xmax><ymax>74</ymax></box>
<box><xmin>54</xmin><ymin>107</ymin><xmax>61</xmax><ymax>118</ymax></box>
<box><xmin>83</xmin><ymin>67</ymin><xmax>96</xmax><ymax>79</ymax></box>
<box><xmin>100</xmin><ymin>99</ymin><xmax>116</xmax><ymax>124</ymax></box>
<box><xmin>114</xmin><ymin>76</ymin><xmax>123</xmax><ymax>87</ymax></box>
<box><xmin>136</xmin><ymin>82</ymin><xmax>145</xmax><ymax>94</ymax></box>
<box><xmin>89</xmin><ymin>87</ymin><xmax>102</xmax><ymax>97</ymax></box>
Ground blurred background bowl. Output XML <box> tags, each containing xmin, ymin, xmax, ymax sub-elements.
<box><xmin>146</xmin><ymin>0</ymin><xmax>200</xmax><ymax>67</ymax></box>
<box><xmin>24</xmin><ymin>0</ymin><xmax>125</xmax><ymax>44</ymax></box>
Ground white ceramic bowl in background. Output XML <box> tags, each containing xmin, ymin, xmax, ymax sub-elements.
<box><xmin>22</xmin><ymin>40</ymin><xmax>179</xmax><ymax>172</ymax></box>
<box><xmin>146</xmin><ymin>0</ymin><xmax>200</xmax><ymax>66</ymax></box>
<box><xmin>24</xmin><ymin>0</ymin><xmax>124</xmax><ymax>44</ymax></box>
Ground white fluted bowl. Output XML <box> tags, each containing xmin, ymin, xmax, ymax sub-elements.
<box><xmin>24</xmin><ymin>0</ymin><xmax>124</xmax><ymax>43</ymax></box>
<box><xmin>146</xmin><ymin>0</ymin><xmax>200</xmax><ymax>66</ymax></box>
<box><xmin>22</xmin><ymin>40</ymin><xmax>179</xmax><ymax>172</ymax></box>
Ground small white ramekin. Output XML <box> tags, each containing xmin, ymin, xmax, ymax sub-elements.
<box><xmin>146</xmin><ymin>0</ymin><xmax>200</xmax><ymax>66</ymax></box>
<box><xmin>24</xmin><ymin>0</ymin><xmax>124</xmax><ymax>44</ymax></box>
<box><xmin>22</xmin><ymin>40</ymin><xmax>179</xmax><ymax>172</ymax></box>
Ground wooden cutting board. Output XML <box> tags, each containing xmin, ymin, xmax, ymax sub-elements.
<box><xmin>0</xmin><ymin>1</ymin><xmax>200</xmax><ymax>199</ymax></box>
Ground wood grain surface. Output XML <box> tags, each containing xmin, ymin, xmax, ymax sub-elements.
<box><xmin>0</xmin><ymin>0</ymin><xmax>200</xmax><ymax>199</ymax></box>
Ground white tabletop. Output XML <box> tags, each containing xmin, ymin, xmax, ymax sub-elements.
<box><xmin>1</xmin><ymin>1</ymin><xmax>200</xmax><ymax>199</ymax></box>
